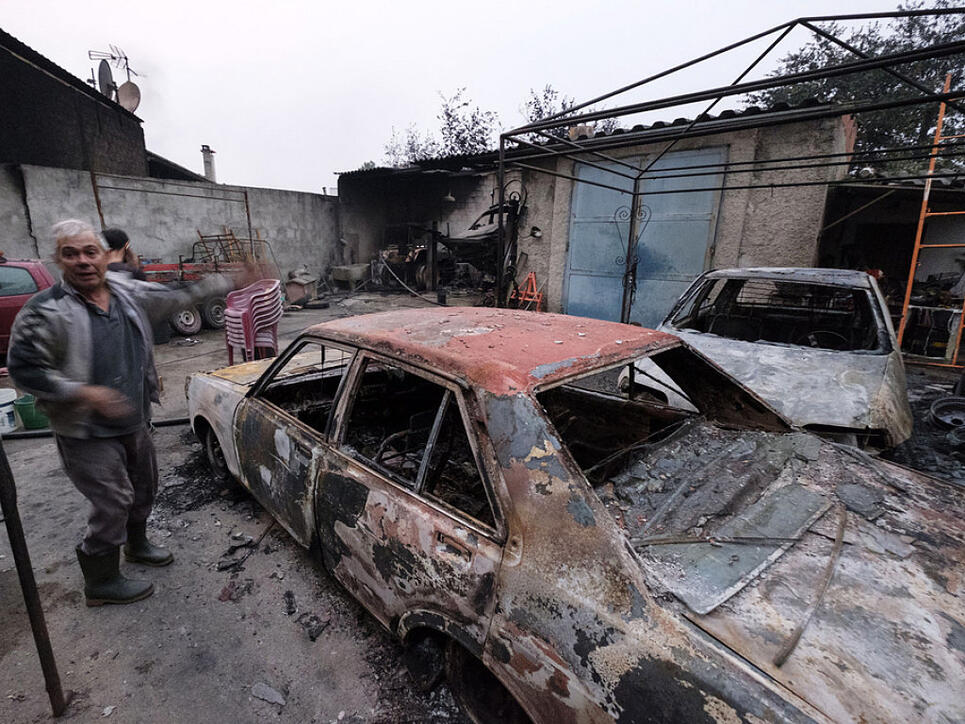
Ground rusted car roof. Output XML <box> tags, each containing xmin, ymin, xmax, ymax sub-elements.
<box><xmin>313</xmin><ymin>308</ymin><xmax>676</xmax><ymax>394</ymax></box>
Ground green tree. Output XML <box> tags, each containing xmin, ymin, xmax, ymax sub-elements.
<box><xmin>384</xmin><ymin>89</ymin><xmax>497</xmax><ymax>166</ymax></box>
<box><xmin>521</xmin><ymin>84</ymin><xmax>620</xmax><ymax>140</ymax></box>
<box><xmin>745</xmin><ymin>1</ymin><xmax>965</xmax><ymax>172</ymax></box>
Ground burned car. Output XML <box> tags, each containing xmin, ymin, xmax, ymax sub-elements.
<box><xmin>187</xmin><ymin>308</ymin><xmax>964</xmax><ymax>723</ymax></box>
<box><xmin>621</xmin><ymin>268</ymin><xmax>913</xmax><ymax>448</ymax></box>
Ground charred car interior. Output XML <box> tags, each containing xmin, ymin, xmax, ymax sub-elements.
<box><xmin>668</xmin><ymin>277</ymin><xmax>887</xmax><ymax>351</ymax></box>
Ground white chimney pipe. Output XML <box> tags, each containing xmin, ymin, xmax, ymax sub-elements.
<box><xmin>201</xmin><ymin>144</ymin><xmax>217</xmax><ymax>183</ymax></box>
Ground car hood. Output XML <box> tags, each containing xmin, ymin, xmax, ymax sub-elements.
<box><xmin>597</xmin><ymin>421</ymin><xmax>965</xmax><ymax>723</ymax></box>
<box><xmin>666</xmin><ymin>328</ymin><xmax>912</xmax><ymax>442</ymax></box>
<box><xmin>207</xmin><ymin>358</ymin><xmax>275</xmax><ymax>386</ymax></box>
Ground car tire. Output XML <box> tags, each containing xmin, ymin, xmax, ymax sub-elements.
<box><xmin>201</xmin><ymin>296</ymin><xmax>227</xmax><ymax>329</ymax></box>
<box><xmin>445</xmin><ymin>640</ymin><xmax>529</xmax><ymax>724</ymax></box>
<box><xmin>171</xmin><ymin>306</ymin><xmax>203</xmax><ymax>336</ymax></box>
<box><xmin>203</xmin><ymin>424</ymin><xmax>231</xmax><ymax>482</ymax></box>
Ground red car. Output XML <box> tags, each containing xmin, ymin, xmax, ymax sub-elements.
<box><xmin>0</xmin><ymin>257</ymin><xmax>56</xmax><ymax>358</ymax></box>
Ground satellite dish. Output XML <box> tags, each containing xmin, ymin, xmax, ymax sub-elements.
<box><xmin>117</xmin><ymin>81</ymin><xmax>141</xmax><ymax>112</ymax></box>
<box><xmin>98</xmin><ymin>59</ymin><xmax>114</xmax><ymax>99</ymax></box>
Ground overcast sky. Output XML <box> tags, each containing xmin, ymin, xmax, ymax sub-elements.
<box><xmin>3</xmin><ymin>0</ymin><xmax>902</xmax><ymax>193</ymax></box>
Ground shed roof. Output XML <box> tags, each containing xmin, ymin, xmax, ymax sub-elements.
<box><xmin>338</xmin><ymin>97</ymin><xmax>833</xmax><ymax>179</ymax></box>
<box><xmin>313</xmin><ymin>307</ymin><xmax>676</xmax><ymax>395</ymax></box>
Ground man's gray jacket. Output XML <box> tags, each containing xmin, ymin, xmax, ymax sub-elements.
<box><xmin>7</xmin><ymin>271</ymin><xmax>233</xmax><ymax>438</ymax></box>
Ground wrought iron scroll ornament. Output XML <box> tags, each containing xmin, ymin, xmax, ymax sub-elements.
<box><xmin>612</xmin><ymin>203</ymin><xmax>653</xmax><ymax>266</ymax></box>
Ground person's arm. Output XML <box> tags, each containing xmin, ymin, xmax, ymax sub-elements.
<box><xmin>7</xmin><ymin>301</ymin><xmax>83</xmax><ymax>402</ymax></box>
<box><xmin>121</xmin><ymin>274</ymin><xmax>236</xmax><ymax>325</ymax></box>
<box><xmin>121</xmin><ymin>264</ymin><xmax>270</xmax><ymax>324</ymax></box>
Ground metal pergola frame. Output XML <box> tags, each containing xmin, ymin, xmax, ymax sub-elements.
<box><xmin>496</xmin><ymin>8</ymin><xmax>965</xmax><ymax>322</ymax></box>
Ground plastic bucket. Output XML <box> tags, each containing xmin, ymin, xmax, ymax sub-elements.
<box><xmin>14</xmin><ymin>394</ymin><xmax>49</xmax><ymax>430</ymax></box>
<box><xmin>0</xmin><ymin>389</ymin><xmax>17</xmax><ymax>433</ymax></box>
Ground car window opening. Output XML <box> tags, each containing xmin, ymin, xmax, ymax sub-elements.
<box><xmin>537</xmin><ymin>368</ymin><xmax>696</xmax><ymax>483</ymax></box>
<box><xmin>670</xmin><ymin>278</ymin><xmax>882</xmax><ymax>351</ymax></box>
<box><xmin>342</xmin><ymin>359</ymin><xmax>495</xmax><ymax>528</ymax></box>
<box><xmin>260</xmin><ymin>342</ymin><xmax>353</xmax><ymax>434</ymax></box>
<box><xmin>422</xmin><ymin>395</ymin><xmax>495</xmax><ymax>527</ymax></box>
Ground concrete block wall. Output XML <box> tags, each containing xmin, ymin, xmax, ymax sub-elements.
<box><xmin>1</xmin><ymin>164</ymin><xmax>341</xmax><ymax>277</ymax></box>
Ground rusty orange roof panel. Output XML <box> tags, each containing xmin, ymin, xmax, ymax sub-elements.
<box><xmin>312</xmin><ymin>307</ymin><xmax>678</xmax><ymax>395</ymax></box>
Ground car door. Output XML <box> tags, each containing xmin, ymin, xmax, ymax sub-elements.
<box><xmin>0</xmin><ymin>263</ymin><xmax>40</xmax><ymax>355</ymax></box>
<box><xmin>234</xmin><ymin>338</ymin><xmax>355</xmax><ymax>546</ymax></box>
<box><xmin>316</xmin><ymin>353</ymin><xmax>504</xmax><ymax>650</ymax></box>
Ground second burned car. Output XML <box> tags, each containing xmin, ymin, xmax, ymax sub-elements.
<box><xmin>620</xmin><ymin>268</ymin><xmax>913</xmax><ymax>449</ymax></box>
<box><xmin>188</xmin><ymin>308</ymin><xmax>964</xmax><ymax>723</ymax></box>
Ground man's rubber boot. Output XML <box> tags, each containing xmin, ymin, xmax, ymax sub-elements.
<box><xmin>124</xmin><ymin>521</ymin><xmax>174</xmax><ymax>567</ymax></box>
<box><xmin>76</xmin><ymin>546</ymin><xmax>154</xmax><ymax>607</ymax></box>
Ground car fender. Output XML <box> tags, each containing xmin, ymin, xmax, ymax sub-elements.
<box><xmin>187</xmin><ymin>373</ymin><xmax>246</xmax><ymax>477</ymax></box>
<box><xmin>397</xmin><ymin>609</ymin><xmax>485</xmax><ymax>658</ymax></box>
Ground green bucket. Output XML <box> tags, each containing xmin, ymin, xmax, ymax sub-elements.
<box><xmin>14</xmin><ymin>394</ymin><xmax>49</xmax><ymax>430</ymax></box>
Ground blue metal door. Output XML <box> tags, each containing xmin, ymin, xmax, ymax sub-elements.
<box><xmin>564</xmin><ymin>147</ymin><xmax>726</xmax><ymax>326</ymax></box>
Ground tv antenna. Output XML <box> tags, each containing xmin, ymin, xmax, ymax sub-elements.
<box><xmin>87</xmin><ymin>46</ymin><xmax>142</xmax><ymax>112</ymax></box>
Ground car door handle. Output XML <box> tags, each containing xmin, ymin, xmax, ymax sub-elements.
<box><xmin>435</xmin><ymin>531</ymin><xmax>472</xmax><ymax>563</ymax></box>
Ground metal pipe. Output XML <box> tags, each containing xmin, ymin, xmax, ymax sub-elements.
<box><xmin>505</xmin><ymin>138</ymin><xmax>965</xmax><ymax>176</ymax></box>
<box><xmin>514</xmin><ymin>41</ymin><xmax>965</xmax><ymax>132</ymax></box>
<box><xmin>549</xmin><ymin>148</ymin><xmax>965</xmax><ymax>187</ymax></box>
<box><xmin>508</xmin><ymin>135</ymin><xmax>640</xmax><ymax>181</ymax></box>
<box><xmin>528</xmin><ymin>129</ymin><xmax>645</xmax><ymax>176</ymax></box>
<box><xmin>637</xmin><ymin>23</ymin><xmax>796</xmax><ymax>179</ymax></box>
<box><xmin>797</xmin><ymin>7</ymin><xmax>965</xmax><ymax>23</ymax></box>
<box><xmin>505</xmin><ymin>89</ymin><xmax>965</xmax><ymax>163</ymax></box>
<box><xmin>0</xmin><ymin>442</ymin><xmax>69</xmax><ymax>717</ymax></box>
<box><xmin>505</xmin><ymin>20</ymin><xmax>797</xmax><ymax>130</ymax></box>
<box><xmin>496</xmin><ymin>139</ymin><xmax>506</xmax><ymax>307</ymax></box>
<box><xmin>510</xmin><ymin>160</ymin><xmax>964</xmax><ymax>197</ymax></box>
<box><xmin>621</xmin><ymin>179</ymin><xmax>642</xmax><ymax>323</ymax></box>
<box><xmin>801</xmin><ymin>20</ymin><xmax>965</xmax><ymax>117</ymax></box>
<box><xmin>1</xmin><ymin>417</ymin><xmax>190</xmax><ymax>440</ymax></box>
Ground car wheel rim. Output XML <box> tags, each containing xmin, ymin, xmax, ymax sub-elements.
<box><xmin>209</xmin><ymin>303</ymin><xmax>225</xmax><ymax>326</ymax></box>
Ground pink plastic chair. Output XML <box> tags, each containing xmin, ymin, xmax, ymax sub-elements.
<box><xmin>225</xmin><ymin>279</ymin><xmax>283</xmax><ymax>363</ymax></box>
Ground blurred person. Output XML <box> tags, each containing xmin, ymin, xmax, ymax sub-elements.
<box><xmin>7</xmin><ymin>219</ymin><xmax>246</xmax><ymax>606</ymax></box>
<box><xmin>102</xmin><ymin>227</ymin><xmax>147</xmax><ymax>280</ymax></box>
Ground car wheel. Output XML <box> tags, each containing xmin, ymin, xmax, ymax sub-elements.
<box><xmin>200</xmin><ymin>297</ymin><xmax>227</xmax><ymax>329</ymax></box>
<box><xmin>171</xmin><ymin>306</ymin><xmax>203</xmax><ymax>336</ymax></box>
<box><xmin>445</xmin><ymin>640</ymin><xmax>529</xmax><ymax>724</ymax></box>
<box><xmin>203</xmin><ymin>424</ymin><xmax>231</xmax><ymax>482</ymax></box>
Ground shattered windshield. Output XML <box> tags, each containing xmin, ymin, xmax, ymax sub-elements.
<box><xmin>536</xmin><ymin>357</ymin><xmax>829</xmax><ymax>615</ymax></box>
<box><xmin>669</xmin><ymin>278</ymin><xmax>884</xmax><ymax>352</ymax></box>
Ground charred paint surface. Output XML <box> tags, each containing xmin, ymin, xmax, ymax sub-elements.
<box><xmin>235</xmin><ymin>402</ymin><xmax>316</xmax><ymax>547</ymax></box>
<box><xmin>314</xmin><ymin>472</ymin><xmax>369</xmax><ymax>571</ymax></box>
<box><xmin>315</xmin><ymin>307</ymin><xmax>676</xmax><ymax>395</ymax></box>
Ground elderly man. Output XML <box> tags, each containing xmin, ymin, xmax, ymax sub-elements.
<box><xmin>8</xmin><ymin>219</ymin><xmax>237</xmax><ymax>606</ymax></box>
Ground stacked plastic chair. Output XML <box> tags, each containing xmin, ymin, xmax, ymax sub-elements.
<box><xmin>225</xmin><ymin>279</ymin><xmax>283</xmax><ymax>364</ymax></box>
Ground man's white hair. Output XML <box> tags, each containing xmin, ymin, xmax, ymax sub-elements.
<box><xmin>51</xmin><ymin>219</ymin><xmax>100</xmax><ymax>245</ymax></box>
